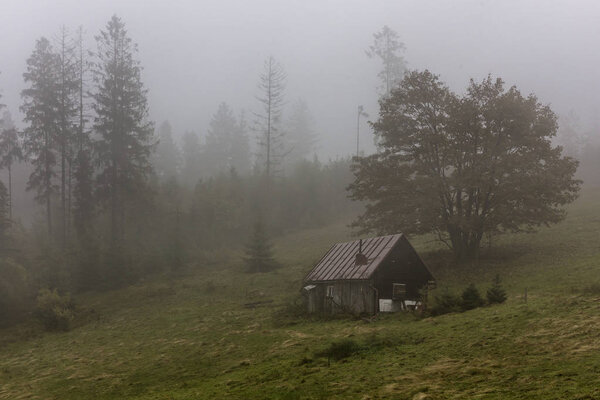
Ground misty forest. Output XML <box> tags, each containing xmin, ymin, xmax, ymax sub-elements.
<box><xmin>1</xmin><ymin>2</ymin><xmax>600</xmax><ymax>399</ymax></box>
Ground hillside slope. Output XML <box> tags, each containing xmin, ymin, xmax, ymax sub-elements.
<box><xmin>1</xmin><ymin>189</ymin><xmax>600</xmax><ymax>399</ymax></box>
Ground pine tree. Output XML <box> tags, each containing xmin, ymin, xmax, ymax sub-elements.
<box><xmin>0</xmin><ymin>180</ymin><xmax>10</xmax><ymax>255</ymax></box>
<box><xmin>72</xmin><ymin>25</ymin><xmax>94</xmax><ymax>245</ymax></box>
<box><xmin>366</xmin><ymin>26</ymin><xmax>407</xmax><ymax>97</ymax></box>
<box><xmin>486</xmin><ymin>275</ymin><xmax>507</xmax><ymax>304</ymax></box>
<box><xmin>231</xmin><ymin>111</ymin><xmax>251</xmax><ymax>174</ymax></box>
<box><xmin>244</xmin><ymin>215</ymin><xmax>279</xmax><ymax>273</ymax></box>
<box><xmin>72</xmin><ymin>149</ymin><xmax>94</xmax><ymax>241</ymax></box>
<box><xmin>0</xmin><ymin>111</ymin><xmax>23</xmax><ymax>220</ymax></box>
<box><xmin>285</xmin><ymin>98</ymin><xmax>317</xmax><ymax>166</ymax></box>
<box><xmin>55</xmin><ymin>26</ymin><xmax>79</xmax><ymax>249</ymax></box>
<box><xmin>153</xmin><ymin>120</ymin><xmax>181</xmax><ymax>180</ymax></box>
<box><xmin>91</xmin><ymin>15</ymin><xmax>154</xmax><ymax>248</ymax></box>
<box><xmin>181</xmin><ymin>130</ymin><xmax>202</xmax><ymax>187</ymax></box>
<box><xmin>20</xmin><ymin>37</ymin><xmax>60</xmax><ymax>237</ymax></box>
<box><xmin>255</xmin><ymin>56</ymin><xmax>286</xmax><ymax>178</ymax></box>
<box><xmin>461</xmin><ymin>284</ymin><xmax>484</xmax><ymax>311</ymax></box>
<box><xmin>205</xmin><ymin>103</ymin><xmax>238</xmax><ymax>175</ymax></box>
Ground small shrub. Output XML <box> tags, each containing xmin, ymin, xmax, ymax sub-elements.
<box><xmin>487</xmin><ymin>274</ymin><xmax>507</xmax><ymax>304</ymax></box>
<box><xmin>0</xmin><ymin>258</ymin><xmax>29</xmax><ymax>327</ymax></box>
<box><xmin>430</xmin><ymin>292</ymin><xmax>462</xmax><ymax>316</ymax></box>
<box><xmin>461</xmin><ymin>283</ymin><xmax>485</xmax><ymax>311</ymax></box>
<box><xmin>316</xmin><ymin>339</ymin><xmax>361</xmax><ymax>361</ymax></box>
<box><xmin>35</xmin><ymin>288</ymin><xmax>74</xmax><ymax>331</ymax></box>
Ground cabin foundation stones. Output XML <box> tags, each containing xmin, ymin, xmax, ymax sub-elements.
<box><xmin>302</xmin><ymin>234</ymin><xmax>435</xmax><ymax>315</ymax></box>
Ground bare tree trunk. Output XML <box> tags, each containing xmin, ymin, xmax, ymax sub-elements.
<box><xmin>266</xmin><ymin>61</ymin><xmax>271</xmax><ymax>178</ymax></box>
<box><xmin>61</xmin><ymin>143</ymin><xmax>66</xmax><ymax>249</ymax></box>
<box><xmin>67</xmin><ymin>159</ymin><xmax>72</xmax><ymax>244</ymax></box>
<box><xmin>111</xmin><ymin>162</ymin><xmax>118</xmax><ymax>249</ymax></box>
<box><xmin>7</xmin><ymin>163</ymin><xmax>12</xmax><ymax>221</ymax></box>
<box><xmin>45</xmin><ymin>131</ymin><xmax>52</xmax><ymax>238</ymax></box>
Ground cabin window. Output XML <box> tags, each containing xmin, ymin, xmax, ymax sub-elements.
<box><xmin>392</xmin><ymin>283</ymin><xmax>406</xmax><ymax>300</ymax></box>
<box><xmin>326</xmin><ymin>285</ymin><xmax>334</xmax><ymax>298</ymax></box>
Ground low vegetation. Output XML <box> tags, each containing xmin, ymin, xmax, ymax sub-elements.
<box><xmin>34</xmin><ymin>288</ymin><xmax>75</xmax><ymax>332</ymax></box>
<box><xmin>0</xmin><ymin>188</ymin><xmax>599</xmax><ymax>399</ymax></box>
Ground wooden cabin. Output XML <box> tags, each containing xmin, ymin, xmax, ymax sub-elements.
<box><xmin>302</xmin><ymin>234</ymin><xmax>435</xmax><ymax>315</ymax></box>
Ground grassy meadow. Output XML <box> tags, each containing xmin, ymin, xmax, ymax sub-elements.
<box><xmin>1</xmin><ymin>188</ymin><xmax>600</xmax><ymax>399</ymax></box>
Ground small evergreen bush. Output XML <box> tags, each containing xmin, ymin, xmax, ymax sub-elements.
<box><xmin>461</xmin><ymin>283</ymin><xmax>485</xmax><ymax>311</ymax></box>
<box><xmin>244</xmin><ymin>215</ymin><xmax>280</xmax><ymax>273</ymax></box>
<box><xmin>487</xmin><ymin>274</ymin><xmax>507</xmax><ymax>304</ymax></box>
<box><xmin>430</xmin><ymin>292</ymin><xmax>462</xmax><ymax>316</ymax></box>
<box><xmin>35</xmin><ymin>288</ymin><xmax>74</xmax><ymax>331</ymax></box>
<box><xmin>0</xmin><ymin>258</ymin><xmax>29</xmax><ymax>327</ymax></box>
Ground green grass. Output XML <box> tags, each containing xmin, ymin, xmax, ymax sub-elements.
<box><xmin>2</xmin><ymin>188</ymin><xmax>600</xmax><ymax>399</ymax></box>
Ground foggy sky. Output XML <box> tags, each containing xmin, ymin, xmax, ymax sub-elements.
<box><xmin>1</xmin><ymin>0</ymin><xmax>599</xmax><ymax>159</ymax></box>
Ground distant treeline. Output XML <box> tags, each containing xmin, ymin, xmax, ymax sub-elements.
<box><xmin>0</xmin><ymin>15</ymin><xmax>357</xmax><ymax>327</ymax></box>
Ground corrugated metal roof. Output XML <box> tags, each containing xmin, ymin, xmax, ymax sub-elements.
<box><xmin>304</xmin><ymin>234</ymin><xmax>403</xmax><ymax>282</ymax></box>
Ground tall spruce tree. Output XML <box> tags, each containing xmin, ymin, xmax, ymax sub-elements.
<box><xmin>55</xmin><ymin>26</ymin><xmax>79</xmax><ymax>248</ymax></box>
<box><xmin>285</xmin><ymin>98</ymin><xmax>317</xmax><ymax>166</ymax></box>
<box><xmin>91</xmin><ymin>15</ymin><xmax>154</xmax><ymax>249</ymax></box>
<box><xmin>0</xmin><ymin>180</ymin><xmax>9</xmax><ymax>255</ymax></box>
<box><xmin>181</xmin><ymin>130</ymin><xmax>202</xmax><ymax>187</ymax></box>
<box><xmin>72</xmin><ymin>148</ymin><xmax>94</xmax><ymax>241</ymax></box>
<box><xmin>21</xmin><ymin>37</ymin><xmax>60</xmax><ymax>237</ymax></box>
<box><xmin>366</xmin><ymin>26</ymin><xmax>407</xmax><ymax>97</ymax></box>
<box><xmin>153</xmin><ymin>120</ymin><xmax>180</xmax><ymax>181</ymax></box>
<box><xmin>0</xmin><ymin>111</ymin><xmax>23</xmax><ymax>220</ymax></box>
<box><xmin>205</xmin><ymin>102</ymin><xmax>238</xmax><ymax>175</ymax></box>
<box><xmin>255</xmin><ymin>56</ymin><xmax>286</xmax><ymax>178</ymax></box>
<box><xmin>244</xmin><ymin>214</ymin><xmax>279</xmax><ymax>273</ymax></box>
<box><xmin>72</xmin><ymin>25</ymin><xmax>94</xmax><ymax>244</ymax></box>
<box><xmin>231</xmin><ymin>111</ymin><xmax>251</xmax><ymax>174</ymax></box>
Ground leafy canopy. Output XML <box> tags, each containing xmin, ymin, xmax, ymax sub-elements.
<box><xmin>349</xmin><ymin>70</ymin><xmax>580</xmax><ymax>259</ymax></box>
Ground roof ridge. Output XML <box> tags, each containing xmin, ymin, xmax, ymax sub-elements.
<box><xmin>304</xmin><ymin>233</ymin><xmax>405</xmax><ymax>282</ymax></box>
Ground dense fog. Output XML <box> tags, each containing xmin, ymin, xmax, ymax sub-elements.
<box><xmin>2</xmin><ymin>0</ymin><xmax>599</xmax><ymax>160</ymax></box>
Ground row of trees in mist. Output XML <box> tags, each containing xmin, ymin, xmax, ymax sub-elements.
<box><xmin>152</xmin><ymin>97</ymin><xmax>317</xmax><ymax>187</ymax></box>
<box><xmin>0</xmin><ymin>18</ymin><xmax>594</xmax><ymax>325</ymax></box>
<box><xmin>0</xmin><ymin>15</ymin><xmax>358</xmax><ymax>326</ymax></box>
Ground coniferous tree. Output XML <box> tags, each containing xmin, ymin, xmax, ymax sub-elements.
<box><xmin>72</xmin><ymin>149</ymin><xmax>94</xmax><ymax>242</ymax></box>
<box><xmin>0</xmin><ymin>111</ymin><xmax>23</xmax><ymax>220</ymax></box>
<box><xmin>153</xmin><ymin>120</ymin><xmax>180</xmax><ymax>181</ymax></box>
<box><xmin>21</xmin><ymin>37</ymin><xmax>60</xmax><ymax>237</ymax></box>
<box><xmin>255</xmin><ymin>56</ymin><xmax>286</xmax><ymax>178</ymax></box>
<box><xmin>72</xmin><ymin>25</ymin><xmax>94</xmax><ymax>244</ymax></box>
<box><xmin>231</xmin><ymin>111</ymin><xmax>251</xmax><ymax>174</ymax></box>
<box><xmin>91</xmin><ymin>15</ymin><xmax>154</xmax><ymax>249</ymax></box>
<box><xmin>244</xmin><ymin>214</ymin><xmax>279</xmax><ymax>273</ymax></box>
<box><xmin>55</xmin><ymin>26</ymin><xmax>79</xmax><ymax>248</ymax></box>
<box><xmin>205</xmin><ymin>103</ymin><xmax>237</xmax><ymax>175</ymax></box>
<box><xmin>461</xmin><ymin>284</ymin><xmax>484</xmax><ymax>311</ymax></box>
<box><xmin>487</xmin><ymin>275</ymin><xmax>507</xmax><ymax>304</ymax></box>
<box><xmin>0</xmin><ymin>180</ymin><xmax>10</xmax><ymax>255</ymax></box>
<box><xmin>285</xmin><ymin>98</ymin><xmax>317</xmax><ymax>166</ymax></box>
<box><xmin>181</xmin><ymin>130</ymin><xmax>202</xmax><ymax>187</ymax></box>
<box><xmin>366</xmin><ymin>25</ymin><xmax>407</xmax><ymax>97</ymax></box>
